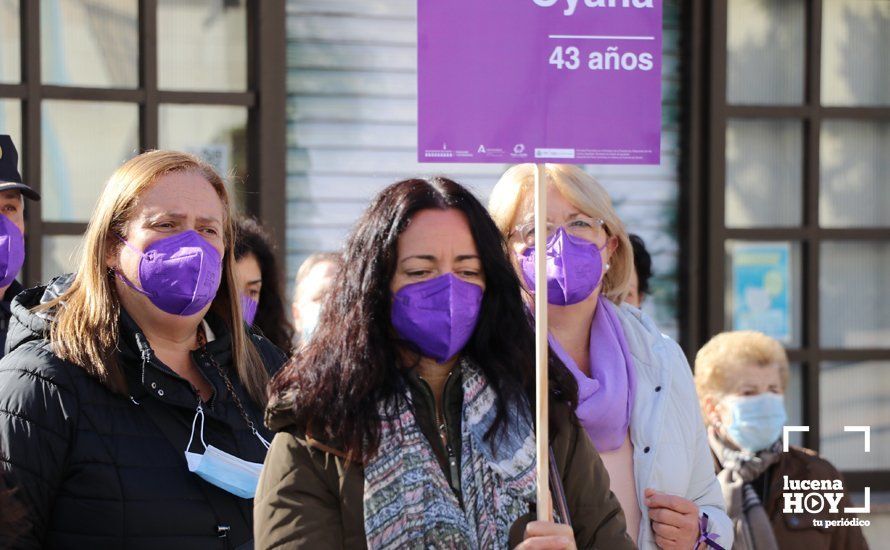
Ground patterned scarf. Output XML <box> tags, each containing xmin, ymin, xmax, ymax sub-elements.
<box><xmin>709</xmin><ymin>428</ymin><xmax>781</xmax><ymax>550</ymax></box>
<box><xmin>363</xmin><ymin>360</ymin><xmax>537</xmax><ymax>549</ymax></box>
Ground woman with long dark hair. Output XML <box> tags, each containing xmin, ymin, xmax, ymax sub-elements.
<box><xmin>234</xmin><ymin>217</ymin><xmax>295</xmax><ymax>353</ymax></box>
<box><xmin>254</xmin><ymin>177</ymin><xmax>633</xmax><ymax>549</ymax></box>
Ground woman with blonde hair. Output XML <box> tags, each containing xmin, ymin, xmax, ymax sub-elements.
<box><xmin>488</xmin><ymin>164</ymin><xmax>732</xmax><ymax>549</ymax></box>
<box><xmin>0</xmin><ymin>150</ymin><xmax>286</xmax><ymax>548</ymax></box>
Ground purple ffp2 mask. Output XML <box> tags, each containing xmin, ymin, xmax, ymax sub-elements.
<box><xmin>240</xmin><ymin>293</ymin><xmax>258</xmax><ymax>326</ymax></box>
<box><xmin>117</xmin><ymin>230</ymin><xmax>222</xmax><ymax>316</ymax></box>
<box><xmin>391</xmin><ymin>273</ymin><xmax>483</xmax><ymax>364</ymax></box>
<box><xmin>519</xmin><ymin>227</ymin><xmax>605</xmax><ymax>306</ymax></box>
<box><xmin>0</xmin><ymin>215</ymin><xmax>24</xmax><ymax>288</ymax></box>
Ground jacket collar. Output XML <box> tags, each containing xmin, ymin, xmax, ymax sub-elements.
<box><xmin>1</xmin><ymin>279</ymin><xmax>22</xmax><ymax>307</ymax></box>
<box><xmin>6</xmin><ymin>274</ymin><xmax>239</xmax><ymax>411</ymax></box>
<box><xmin>613</xmin><ymin>302</ymin><xmax>669</xmax><ymax>371</ymax></box>
<box><xmin>6</xmin><ymin>274</ymin><xmax>74</xmax><ymax>353</ymax></box>
<box><xmin>404</xmin><ymin>362</ymin><xmax>464</xmax><ymax>409</ymax></box>
<box><xmin>118</xmin><ymin>307</ymin><xmax>233</xmax><ymax>410</ymax></box>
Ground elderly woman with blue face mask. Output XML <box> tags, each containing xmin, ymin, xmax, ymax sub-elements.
<box><xmin>695</xmin><ymin>331</ymin><xmax>868</xmax><ymax>550</ymax></box>
<box><xmin>489</xmin><ymin>164</ymin><xmax>732</xmax><ymax>550</ymax></box>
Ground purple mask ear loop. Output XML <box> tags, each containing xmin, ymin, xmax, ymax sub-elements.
<box><xmin>113</xmin><ymin>234</ymin><xmax>153</xmax><ymax>299</ymax></box>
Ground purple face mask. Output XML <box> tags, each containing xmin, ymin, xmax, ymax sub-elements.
<box><xmin>118</xmin><ymin>230</ymin><xmax>222</xmax><ymax>316</ymax></box>
<box><xmin>0</xmin><ymin>215</ymin><xmax>24</xmax><ymax>288</ymax></box>
<box><xmin>391</xmin><ymin>273</ymin><xmax>483</xmax><ymax>364</ymax></box>
<box><xmin>240</xmin><ymin>293</ymin><xmax>258</xmax><ymax>326</ymax></box>
<box><xmin>519</xmin><ymin>227</ymin><xmax>606</xmax><ymax>306</ymax></box>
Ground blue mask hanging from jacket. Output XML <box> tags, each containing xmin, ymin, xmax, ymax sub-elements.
<box><xmin>184</xmin><ymin>402</ymin><xmax>270</xmax><ymax>499</ymax></box>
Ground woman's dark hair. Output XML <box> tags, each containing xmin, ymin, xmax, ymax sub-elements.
<box><xmin>234</xmin><ymin>217</ymin><xmax>295</xmax><ymax>353</ymax></box>
<box><xmin>629</xmin><ymin>233</ymin><xmax>653</xmax><ymax>296</ymax></box>
<box><xmin>269</xmin><ymin>177</ymin><xmax>578</xmax><ymax>462</ymax></box>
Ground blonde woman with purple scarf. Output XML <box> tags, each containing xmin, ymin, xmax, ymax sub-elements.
<box><xmin>489</xmin><ymin>164</ymin><xmax>732</xmax><ymax>550</ymax></box>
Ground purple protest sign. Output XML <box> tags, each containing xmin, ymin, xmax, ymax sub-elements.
<box><xmin>418</xmin><ymin>0</ymin><xmax>662</xmax><ymax>165</ymax></box>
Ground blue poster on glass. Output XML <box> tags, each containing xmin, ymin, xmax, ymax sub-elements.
<box><xmin>731</xmin><ymin>243</ymin><xmax>792</xmax><ymax>343</ymax></box>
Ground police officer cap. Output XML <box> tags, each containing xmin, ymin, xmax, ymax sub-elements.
<box><xmin>0</xmin><ymin>135</ymin><xmax>41</xmax><ymax>201</ymax></box>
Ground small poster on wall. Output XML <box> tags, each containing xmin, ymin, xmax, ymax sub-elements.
<box><xmin>731</xmin><ymin>242</ymin><xmax>793</xmax><ymax>344</ymax></box>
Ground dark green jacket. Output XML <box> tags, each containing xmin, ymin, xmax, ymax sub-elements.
<box><xmin>254</xmin><ymin>367</ymin><xmax>635</xmax><ymax>549</ymax></box>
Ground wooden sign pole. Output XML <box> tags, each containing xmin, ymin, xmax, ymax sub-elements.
<box><xmin>534</xmin><ymin>163</ymin><xmax>551</xmax><ymax>522</ymax></box>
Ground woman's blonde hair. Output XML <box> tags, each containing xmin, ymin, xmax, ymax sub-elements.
<box><xmin>694</xmin><ymin>330</ymin><xmax>790</xmax><ymax>402</ymax></box>
<box><xmin>488</xmin><ymin>163</ymin><xmax>634</xmax><ymax>303</ymax></box>
<box><xmin>39</xmin><ymin>150</ymin><xmax>269</xmax><ymax>405</ymax></box>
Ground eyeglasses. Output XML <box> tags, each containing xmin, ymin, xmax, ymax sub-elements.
<box><xmin>513</xmin><ymin>216</ymin><xmax>607</xmax><ymax>247</ymax></box>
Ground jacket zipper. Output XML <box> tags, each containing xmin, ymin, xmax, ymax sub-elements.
<box><xmin>437</xmin><ymin>407</ymin><xmax>460</xmax><ymax>495</ymax></box>
<box><xmin>435</xmin><ymin>372</ymin><xmax>461</xmax><ymax>497</ymax></box>
<box><xmin>421</xmin><ymin>371</ymin><xmax>461</xmax><ymax>496</ymax></box>
<box><xmin>195</xmin><ymin>349</ymin><xmax>218</xmax><ymax>409</ymax></box>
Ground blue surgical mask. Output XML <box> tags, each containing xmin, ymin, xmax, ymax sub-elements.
<box><xmin>725</xmin><ymin>393</ymin><xmax>787</xmax><ymax>453</ymax></box>
<box><xmin>184</xmin><ymin>403</ymin><xmax>270</xmax><ymax>499</ymax></box>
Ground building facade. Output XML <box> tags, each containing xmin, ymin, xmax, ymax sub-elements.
<box><xmin>1</xmin><ymin>0</ymin><xmax>887</xmax><ymax>542</ymax></box>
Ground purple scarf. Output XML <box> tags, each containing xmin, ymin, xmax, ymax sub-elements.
<box><xmin>548</xmin><ymin>296</ymin><xmax>637</xmax><ymax>451</ymax></box>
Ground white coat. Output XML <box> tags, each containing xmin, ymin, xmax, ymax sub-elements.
<box><xmin>613</xmin><ymin>302</ymin><xmax>733</xmax><ymax>549</ymax></box>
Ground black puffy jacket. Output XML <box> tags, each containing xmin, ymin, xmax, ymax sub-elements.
<box><xmin>0</xmin><ymin>276</ymin><xmax>287</xmax><ymax>549</ymax></box>
<box><xmin>0</xmin><ymin>280</ymin><xmax>24</xmax><ymax>360</ymax></box>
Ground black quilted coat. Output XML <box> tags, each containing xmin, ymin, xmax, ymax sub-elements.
<box><xmin>0</xmin><ymin>275</ymin><xmax>286</xmax><ymax>549</ymax></box>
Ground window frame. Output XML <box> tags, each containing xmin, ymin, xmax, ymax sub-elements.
<box><xmin>683</xmin><ymin>0</ymin><xmax>890</xmax><ymax>492</ymax></box>
<box><xmin>0</xmin><ymin>0</ymin><xmax>286</xmax><ymax>285</ymax></box>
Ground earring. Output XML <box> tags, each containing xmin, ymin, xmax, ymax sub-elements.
<box><xmin>604</xmin><ymin>262</ymin><xmax>611</xmax><ymax>272</ymax></box>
